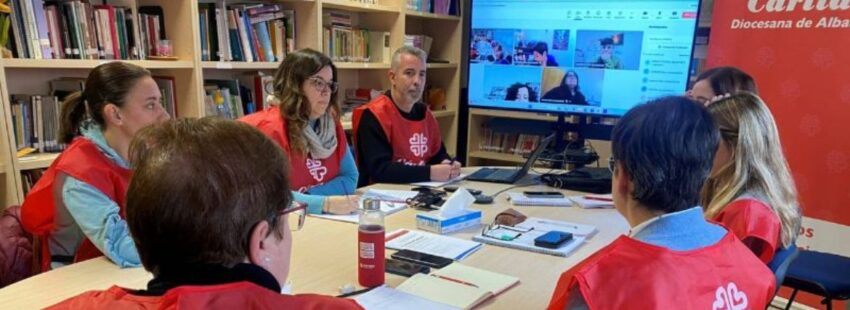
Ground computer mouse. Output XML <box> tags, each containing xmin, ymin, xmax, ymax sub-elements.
<box><xmin>474</xmin><ymin>194</ymin><xmax>494</xmax><ymax>204</ymax></box>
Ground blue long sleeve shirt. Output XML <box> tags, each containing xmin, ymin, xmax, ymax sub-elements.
<box><xmin>60</xmin><ymin>125</ymin><xmax>140</xmax><ymax>268</ymax></box>
<box><xmin>292</xmin><ymin>147</ymin><xmax>359</xmax><ymax>214</ymax></box>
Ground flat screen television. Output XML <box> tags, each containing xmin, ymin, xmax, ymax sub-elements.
<box><xmin>467</xmin><ymin>0</ymin><xmax>703</xmax><ymax>117</ymax></box>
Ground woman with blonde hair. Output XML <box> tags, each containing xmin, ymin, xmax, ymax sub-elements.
<box><xmin>701</xmin><ymin>92</ymin><xmax>802</xmax><ymax>263</ymax></box>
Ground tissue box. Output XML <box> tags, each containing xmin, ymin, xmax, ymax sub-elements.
<box><xmin>416</xmin><ymin>209</ymin><xmax>482</xmax><ymax>234</ymax></box>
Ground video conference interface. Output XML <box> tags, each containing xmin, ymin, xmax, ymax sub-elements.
<box><xmin>468</xmin><ymin>0</ymin><xmax>701</xmax><ymax>117</ymax></box>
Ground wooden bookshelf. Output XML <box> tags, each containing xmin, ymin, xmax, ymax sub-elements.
<box><xmin>2</xmin><ymin>59</ymin><xmax>195</xmax><ymax>69</ymax></box>
<box><xmin>405</xmin><ymin>11</ymin><xmax>461</xmax><ymax>21</ymax></box>
<box><xmin>200</xmin><ymin>62</ymin><xmax>280</xmax><ymax>70</ymax></box>
<box><xmin>0</xmin><ymin>0</ymin><xmax>463</xmax><ymax>206</ymax></box>
<box><xmin>335</xmin><ymin>62</ymin><xmax>392</xmax><ymax>70</ymax></box>
<box><xmin>468</xmin><ymin>151</ymin><xmax>526</xmax><ymax>164</ymax></box>
<box><xmin>17</xmin><ymin>153</ymin><xmax>60</xmax><ymax>171</ymax></box>
<box><xmin>321</xmin><ymin>0</ymin><xmax>400</xmax><ymax>13</ymax></box>
<box><xmin>426</xmin><ymin>63</ymin><xmax>458</xmax><ymax>69</ymax></box>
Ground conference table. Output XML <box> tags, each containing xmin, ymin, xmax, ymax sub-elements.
<box><xmin>0</xmin><ymin>169</ymin><xmax>629</xmax><ymax>309</ymax></box>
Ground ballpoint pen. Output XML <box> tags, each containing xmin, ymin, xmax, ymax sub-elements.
<box><xmin>431</xmin><ymin>274</ymin><xmax>479</xmax><ymax>288</ymax></box>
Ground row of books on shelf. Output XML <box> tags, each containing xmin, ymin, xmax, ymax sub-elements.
<box><xmin>323</xmin><ymin>27</ymin><xmax>389</xmax><ymax>63</ymax></box>
<box><xmin>5</xmin><ymin>1</ymin><xmax>166</xmax><ymax>60</ymax></box>
<box><xmin>202</xmin><ymin>73</ymin><xmax>274</xmax><ymax>120</ymax></box>
<box><xmin>406</xmin><ymin>0</ymin><xmax>459</xmax><ymax>15</ymax></box>
<box><xmin>478</xmin><ymin>127</ymin><xmax>542</xmax><ymax>156</ymax></box>
<box><xmin>404</xmin><ymin>34</ymin><xmax>432</xmax><ymax>54</ymax></box>
<box><xmin>9</xmin><ymin>76</ymin><xmax>177</xmax><ymax>154</ymax></box>
<box><xmin>21</xmin><ymin>169</ymin><xmax>45</xmax><ymax>196</ymax></box>
<box><xmin>341</xmin><ymin>88</ymin><xmax>382</xmax><ymax>121</ymax></box>
<box><xmin>198</xmin><ymin>2</ymin><xmax>295</xmax><ymax>62</ymax></box>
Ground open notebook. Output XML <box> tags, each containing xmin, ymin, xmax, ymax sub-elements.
<box><xmin>393</xmin><ymin>263</ymin><xmax>519</xmax><ymax>309</ymax></box>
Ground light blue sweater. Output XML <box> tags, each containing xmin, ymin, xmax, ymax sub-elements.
<box><xmin>59</xmin><ymin>125</ymin><xmax>140</xmax><ymax>268</ymax></box>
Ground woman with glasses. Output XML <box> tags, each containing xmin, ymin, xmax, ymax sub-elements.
<box><xmin>687</xmin><ymin>66</ymin><xmax>758</xmax><ymax>105</ymax></box>
<box><xmin>49</xmin><ymin>118</ymin><xmax>363</xmax><ymax>309</ymax></box>
<box><xmin>241</xmin><ymin>48</ymin><xmax>359</xmax><ymax>215</ymax></box>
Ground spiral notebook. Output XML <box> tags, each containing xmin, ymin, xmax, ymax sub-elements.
<box><xmin>471</xmin><ymin>218</ymin><xmax>595</xmax><ymax>257</ymax></box>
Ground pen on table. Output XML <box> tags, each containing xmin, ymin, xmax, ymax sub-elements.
<box><xmin>336</xmin><ymin>286</ymin><xmax>377</xmax><ymax>298</ymax></box>
<box><xmin>583</xmin><ymin>195</ymin><xmax>613</xmax><ymax>202</ymax></box>
<box><xmin>431</xmin><ymin>274</ymin><xmax>479</xmax><ymax>288</ymax></box>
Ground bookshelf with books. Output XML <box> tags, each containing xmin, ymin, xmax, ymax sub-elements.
<box><xmin>404</xmin><ymin>3</ymin><xmax>461</xmax><ymax>154</ymax></box>
<box><xmin>0</xmin><ymin>0</ymin><xmax>201</xmax><ymax>207</ymax></box>
<box><xmin>466</xmin><ymin>108</ymin><xmax>612</xmax><ymax>169</ymax></box>
<box><xmin>0</xmin><ymin>0</ymin><xmax>464</xmax><ymax>207</ymax></box>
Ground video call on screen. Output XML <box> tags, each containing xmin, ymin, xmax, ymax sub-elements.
<box><xmin>468</xmin><ymin>0</ymin><xmax>701</xmax><ymax>117</ymax></box>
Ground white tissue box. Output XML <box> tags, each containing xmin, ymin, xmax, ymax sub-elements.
<box><xmin>416</xmin><ymin>209</ymin><xmax>482</xmax><ymax>234</ymax></box>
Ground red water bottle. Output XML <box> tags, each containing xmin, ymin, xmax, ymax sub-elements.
<box><xmin>358</xmin><ymin>198</ymin><xmax>385</xmax><ymax>287</ymax></box>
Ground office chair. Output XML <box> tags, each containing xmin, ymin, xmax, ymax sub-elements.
<box><xmin>767</xmin><ymin>245</ymin><xmax>798</xmax><ymax>296</ymax></box>
<box><xmin>781</xmin><ymin>250</ymin><xmax>850</xmax><ymax>310</ymax></box>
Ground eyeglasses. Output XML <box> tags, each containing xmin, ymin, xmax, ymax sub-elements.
<box><xmin>480</xmin><ymin>223</ymin><xmax>534</xmax><ymax>241</ymax></box>
<box><xmin>608</xmin><ymin>157</ymin><xmax>616</xmax><ymax>174</ymax></box>
<box><xmin>268</xmin><ymin>202</ymin><xmax>308</xmax><ymax>233</ymax></box>
<box><xmin>307</xmin><ymin>77</ymin><xmax>338</xmax><ymax>94</ymax></box>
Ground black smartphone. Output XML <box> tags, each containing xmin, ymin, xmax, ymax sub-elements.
<box><xmin>523</xmin><ymin>191</ymin><xmax>565</xmax><ymax>199</ymax></box>
<box><xmin>385</xmin><ymin>258</ymin><xmax>430</xmax><ymax>277</ymax></box>
<box><xmin>534</xmin><ymin>231</ymin><xmax>573</xmax><ymax>249</ymax></box>
<box><xmin>444</xmin><ymin>186</ymin><xmax>483</xmax><ymax>196</ymax></box>
<box><xmin>391</xmin><ymin>249</ymin><xmax>454</xmax><ymax>268</ymax></box>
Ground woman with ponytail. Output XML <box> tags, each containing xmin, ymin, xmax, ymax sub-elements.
<box><xmin>21</xmin><ymin>62</ymin><xmax>170</xmax><ymax>270</ymax></box>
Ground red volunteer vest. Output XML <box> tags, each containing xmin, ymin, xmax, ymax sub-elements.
<box><xmin>712</xmin><ymin>198</ymin><xmax>781</xmax><ymax>264</ymax></box>
<box><xmin>352</xmin><ymin>95</ymin><xmax>442</xmax><ymax>166</ymax></box>
<box><xmin>20</xmin><ymin>138</ymin><xmax>132</xmax><ymax>271</ymax></box>
<box><xmin>47</xmin><ymin>282</ymin><xmax>364</xmax><ymax>310</ymax></box>
<box><xmin>548</xmin><ymin>233</ymin><xmax>775</xmax><ymax>310</ymax></box>
<box><xmin>239</xmin><ymin>107</ymin><xmax>347</xmax><ymax>192</ymax></box>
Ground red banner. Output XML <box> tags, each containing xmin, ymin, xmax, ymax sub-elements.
<box><xmin>707</xmin><ymin>1</ymin><xmax>850</xmax><ymax>307</ymax></box>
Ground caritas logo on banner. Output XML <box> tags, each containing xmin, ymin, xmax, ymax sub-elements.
<box><xmin>708</xmin><ymin>0</ymin><xmax>850</xmax><ymax>256</ymax></box>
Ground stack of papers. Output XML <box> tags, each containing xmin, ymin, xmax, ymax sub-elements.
<box><xmin>410</xmin><ymin>174</ymin><xmax>469</xmax><ymax>188</ymax></box>
<box><xmin>386</xmin><ymin>229</ymin><xmax>482</xmax><ymax>260</ymax></box>
<box><xmin>309</xmin><ymin>189</ymin><xmax>417</xmax><ymax>224</ymax></box>
<box><xmin>354</xmin><ymin>285</ymin><xmax>457</xmax><ymax>310</ymax></box>
<box><xmin>355</xmin><ymin>263</ymin><xmax>519</xmax><ymax>310</ymax></box>
<box><xmin>507</xmin><ymin>192</ymin><xmax>573</xmax><ymax>207</ymax></box>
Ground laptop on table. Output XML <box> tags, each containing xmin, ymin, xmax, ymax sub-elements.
<box><xmin>466</xmin><ymin>134</ymin><xmax>554</xmax><ymax>184</ymax></box>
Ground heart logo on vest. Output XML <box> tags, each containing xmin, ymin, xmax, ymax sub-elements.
<box><xmin>306</xmin><ymin>158</ymin><xmax>327</xmax><ymax>182</ymax></box>
<box><xmin>712</xmin><ymin>282</ymin><xmax>748</xmax><ymax>310</ymax></box>
<box><xmin>409</xmin><ymin>133</ymin><xmax>428</xmax><ymax>157</ymax></box>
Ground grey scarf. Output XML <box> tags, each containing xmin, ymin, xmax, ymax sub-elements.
<box><xmin>303</xmin><ymin>113</ymin><xmax>338</xmax><ymax>159</ymax></box>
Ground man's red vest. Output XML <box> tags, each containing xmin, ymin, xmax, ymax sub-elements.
<box><xmin>239</xmin><ymin>107</ymin><xmax>346</xmax><ymax>193</ymax></box>
<box><xmin>21</xmin><ymin>138</ymin><xmax>132</xmax><ymax>271</ymax></box>
<box><xmin>712</xmin><ymin>198</ymin><xmax>781</xmax><ymax>263</ymax></box>
<box><xmin>47</xmin><ymin>282</ymin><xmax>364</xmax><ymax>309</ymax></box>
<box><xmin>548</xmin><ymin>233</ymin><xmax>775</xmax><ymax>310</ymax></box>
<box><xmin>352</xmin><ymin>95</ymin><xmax>442</xmax><ymax>166</ymax></box>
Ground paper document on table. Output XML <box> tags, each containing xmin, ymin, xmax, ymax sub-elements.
<box><xmin>309</xmin><ymin>189</ymin><xmax>417</xmax><ymax>224</ymax></box>
<box><xmin>568</xmin><ymin>194</ymin><xmax>614</xmax><ymax>209</ymax></box>
<box><xmin>410</xmin><ymin>174</ymin><xmax>469</xmax><ymax>188</ymax></box>
<box><xmin>385</xmin><ymin>229</ymin><xmax>482</xmax><ymax>260</ymax></box>
<box><xmin>508</xmin><ymin>192</ymin><xmax>573</xmax><ymax>207</ymax></box>
<box><xmin>353</xmin><ymin>285</ymin><xmax>458</xmax><ymax>310</ymax></box>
